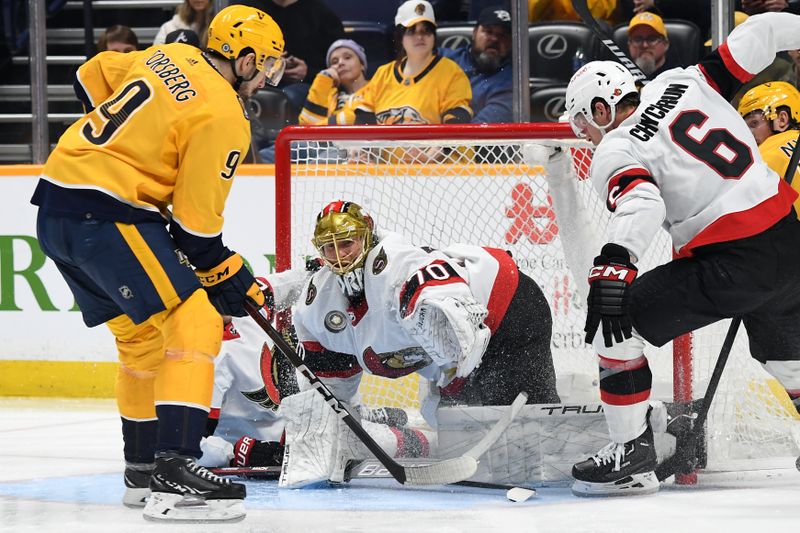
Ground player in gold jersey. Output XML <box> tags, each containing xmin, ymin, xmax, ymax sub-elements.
<box><xmin>738</xmin><ymin>81</ymin><xmax>800</xmax><ymax>215</ymax></box>
<box><xmin>30</xmin><ymin>5</ymin><xmax>284</xmax><ymax>523</ymax></box>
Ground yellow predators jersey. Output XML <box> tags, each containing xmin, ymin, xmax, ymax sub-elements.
<box><xmin>298</xmin><ymin>73</ymin><xmax>368</xmax><ymax>125</ymax></box>
<box><xmin>38</xmin><ymin>44</ymin><xmax>251</xmax><ymax>242</ymax></box>
<box><xmin>759</xmin><ymin>129</ymin><xmax>800</xmax><ymax>216</ymax></box>
<box><xmin>527</xmin><ymin>0</ymin><xmax>616</xmax><ymax>22</ymax></box>
<box><xmin>354</xmin><ymin>54</ymin><xmax>472</xmax><ymax>125</ymax></box>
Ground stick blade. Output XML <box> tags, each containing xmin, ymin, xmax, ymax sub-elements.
<box><xmin>506</xmin><ymin>487</ymin><xmax>536</xmax><ymax>502</ymax></box>
<box><xmin>403</xmin><ymin>456</ymin><xmax>478</xmax><ymax>486</ymax></box>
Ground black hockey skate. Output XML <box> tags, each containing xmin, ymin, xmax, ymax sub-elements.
<box><xmin>571</xmin><ymin>425</ymin><xmax>659</xmax><ymax>497</ymax></box>
<box><xmin>122</xmin><ymin>464</ymin><xmax>153</xmax><ymax>508</ymax></box>
<box><xmin>143</xmin><ymin>454</ymin><xmax>246</xmax><ymax>522</ymax></box>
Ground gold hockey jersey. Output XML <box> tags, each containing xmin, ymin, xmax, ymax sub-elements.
<box><xmin>298</xmin><ymin>73</ymin><xmax>368</xmax><ymax>125</ymax></box>
<box><xmin>354</xmin><ymin>54</ymin><xmax>472</xmax><ymax>125</ymax></box>
<box><xmin>759</xmin><ymin>129</ymin><xmax>800</xmax><ymax>216</ymax></box>
<box><xmin>35</xmin><ymin>44</ymin><xmax>251</xmax><ymax>247</ymax></box>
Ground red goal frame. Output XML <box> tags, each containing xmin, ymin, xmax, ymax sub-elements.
<box><xmin>273</xmin><ymin>122</ymin><xmax>696</xmax><ymax>483</ymax></box>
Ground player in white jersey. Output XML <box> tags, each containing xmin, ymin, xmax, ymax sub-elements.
<box><xmin>558</xmin><ymin>12</ymin><xmax>800</xmax><ymax>497</ymax></box>
<box><xmin>286</xmin><ymin>200</ymin><xmax>559</xmax><ymax>463</ymax></box>
<box><xmin>196</xmin><ymin>314</ymin><xmax>293</xmax><ymax>469</ymax></box>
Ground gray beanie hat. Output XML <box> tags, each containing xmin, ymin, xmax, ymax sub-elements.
<box><xmin>326</xmin><ymin>39</ymin><xmax>367</xmax><ymax>71</ymax></box>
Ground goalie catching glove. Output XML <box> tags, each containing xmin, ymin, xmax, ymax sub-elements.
<box><xmin>584</xmin><ymin>243</ymin><xmax>637</xmax><ymax>347</ymax></box>
<box><xmin>196</xmin><ymin>252</ymin><xmax>266</xmax><ymax>317</ymax></box>
<box><xmin>402</xmin><ymin>296</ymin><xmax>491</xmax><ymax>384</ymax></box>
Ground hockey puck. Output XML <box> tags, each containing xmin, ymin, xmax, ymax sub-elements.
<box><xmin>506</xmin><ymin>487</ymin><xmax>536</xmax><ymax>502</ymax></box>
<box><xmin>795</xmin><ymin>456</ymin><xmax>800</xmax><ymax>472</ymax></box>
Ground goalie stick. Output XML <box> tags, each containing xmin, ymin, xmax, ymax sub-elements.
<box><xmin>209</xmin><ymin>463</ymin><xmax>536</xmax><ymax>502</ymax></box>
<box><xmin>244</xmin><ymin>301</ymin><xmax>523</xmax><ymax>486</ymax></box>
<box><xmin>570</xmin><ymin>0</ymin><xmax>648</xmax><ymax>84</ymax></box>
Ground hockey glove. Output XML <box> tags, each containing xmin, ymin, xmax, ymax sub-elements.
<box><xmin>584</xmin><ymin>243</ymin><xmax>637</xmax><ymax>348</ymax></box>
<box><xmin>196</xmin><ymin>252</ymin><xmax>265</xmax><ymax>317</ymax></box>
<box><xmin>232</xmin><ymin>436</ymin><xmax>284</xmax><ymax>467</ymax></box>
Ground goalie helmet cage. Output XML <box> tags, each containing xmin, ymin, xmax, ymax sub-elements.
<box><xmin>273</xmin><ymin>122</ymin><xmax>800</xmax><ymax>481</ymax></box>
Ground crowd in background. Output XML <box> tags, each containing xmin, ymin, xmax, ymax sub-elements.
<box><xmin>1</xmin><ymin>0</ymin><xmax>800</xmax><ymax>162</ymax></box>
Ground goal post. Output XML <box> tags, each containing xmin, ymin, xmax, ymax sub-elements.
<box><xmin>273</xmin><ymin>122</ymin><xmax>800</xmax><ymax>477</ymax></box>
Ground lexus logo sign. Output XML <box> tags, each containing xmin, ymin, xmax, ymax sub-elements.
<box><xmin>537</xmin><ymin>34</ymin><xmax>568</xmax><ymax>59</ymax></box>
<box><xmin>440</xmin><ymin>35</ymin><xmax>470</xmax><ymax>50</ymax></box>
<box><xmin>544</xmin><ymin>96</ymin><xmax>566</xmax><ymax>122</ymax></box>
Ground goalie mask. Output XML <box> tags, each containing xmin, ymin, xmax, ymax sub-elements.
<box><xmin>312</xmin><ymin>201</ymin><xmax>375</xmax><ymax>276</ymax></box>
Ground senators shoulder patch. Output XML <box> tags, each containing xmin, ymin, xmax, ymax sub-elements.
<box><xmin>305</xmin><ymin>278</ymin><xmax>317</xmax><ymax>305</ymax></box>
<box><xmin>372</xmin><ymin>246</ymin><xmax>388</xmax><ymax>275</ymax></box>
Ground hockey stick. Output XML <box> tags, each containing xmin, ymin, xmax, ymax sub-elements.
<box><xmin>244</xmin><ymin>300</ymin><xmax>477</xmax><ymax>486</ymax></box>
<box><xmin>655</xmin><ymin>317</ymin><xmax>740</xmax><ymax>481</ymax></box>
<box><xmin>570</xmin><ymin>0</ymin><xmax>649</xmax><ymax>84</ymax></box>
<box><xmin>656</xmin><ymin>129</ymin><xmax>800</xmax><ymax>480</ymax></box>
<box><xmin>209</xmin><ymin>463</ymin><xmax>537</xmax><ymax>502</ymax></box>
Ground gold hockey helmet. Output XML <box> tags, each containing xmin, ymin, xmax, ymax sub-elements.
<box><xmin>207</xmin><ymin>5</ymin><xmax>286</xmax><ymax>86</ymax></box>
<box><xmin>738</xmin><ymin>81</ymin><xmax>800</xmax><ymax>123</ymax></box>
<box><xmin>312</xmin><ymin>201</ymin><xmax>375</xmax><ymax>275</ymax></box>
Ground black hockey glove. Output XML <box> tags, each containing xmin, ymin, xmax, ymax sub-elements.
<box><xmin>584</xmin><ymin>243</ymin><xmax>637</xmax><ymax>348</ymax></box>
<box><xmin>196</xmin><ymin>252</ymin><xmax>265</xmax><ymax>317</ymax></box>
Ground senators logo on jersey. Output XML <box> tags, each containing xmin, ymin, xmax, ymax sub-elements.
<box><xmin>362</xmin><ymin>346</ymin><xmax>432</xmax><ymax>378</ymax></box>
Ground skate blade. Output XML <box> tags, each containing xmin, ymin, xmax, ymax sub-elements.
<box><xmin>122</xmin><ymin>487</ymin><xmax>150</xmax><ymax>508</ymax></box>
<box><xmin>571</xmin><ymin>471</ymin><xmax>659</xmax><ymax>497</ymax></box>
<box><xmin>143</xmin><ymin>492</ymin><xmax>246</xmax><ymax>522</ymax></box>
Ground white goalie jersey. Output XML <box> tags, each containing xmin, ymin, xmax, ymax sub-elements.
<box><xmin>292</xmin><ymin>231</ymin><xmax>519</xmax><ymax>410</ymax></box>
<box><xmin>591</xmin><ymin>12</ymin><xmax>800</xmax><ymax>262</ymax></box>
<box><xmin>209</xmin><ymin>317</ymin><xmax>286</xmax><ymax>444</ymax></box>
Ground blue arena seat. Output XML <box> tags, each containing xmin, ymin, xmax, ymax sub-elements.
<box><xmin>436</xmin><ymin>24</ymin><xmax>473</xmax><ymax>52</ymax></box>
<box><xmin>343</xmin><ymin>22</ymin><xmax>393</xmax><ymax>78</ymax></box>
<box><xmin>530</xmin><ymin>85</ymin><xmax>568</xmax><ymax>122</ymax></box>
<box><xmin>528</xmin><ymin>22</ymin><xmax>602</xmax><ymax>86</ymax></box>
<box><xmin>248</xmin><ymin>88</ymin><xmax>292</xmax><ymax>146</ymax></box>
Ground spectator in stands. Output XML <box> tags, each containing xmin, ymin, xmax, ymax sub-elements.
<box><xmin>351</xmin><ymin>0</ymin><xmax>472</xmax><ymax>127</ymax></box>
<box><xmin>257</xmin><ymin>39</ymin><xmax>369</xmax><ymax>163</ymax></box>
<box><xmin>528</xmin><ymin>0</ymin><xmax>617</xmax><ymax>23</ymax></box>
<box><xmin>619</xmin><ymin>0</ymin><xmax>711</xmax><ymax>38</ymax></box>
<box><xmin>239</xmin><ymin>0</ymin><xmax>345</xmax><ymax>115</ymax></box>
<box><xmin>441</xmin><ymin>6</ymin><xmax>513</xmax><ymax>124</ymax></box>
<box><xmin>97</xmin><ymin>25</ymin><xmax>139</xmax><ymax>53</ymax></box>
<box><xmin>164</xmin><ymin>29</ymin><xmax>201</xmax><ymax>48</ymax></box>
<box><xmin>739</xmin><ymin>0</ymin><xmax>800</xmax><ymax>15</ymax></box>
<box><xmin>154</xmin><ymin>0</ymin><xmax>213</xmax><ymax>47</ymax></box>
<box><xmin>626</xmin><ymin>12</ymin><xmax>678</xmax><ymax>77</ymax></box>
<box><xmin>299</xmin><ymin>39</ymin><xmax>369</xmax><ymax>125</ymax></box>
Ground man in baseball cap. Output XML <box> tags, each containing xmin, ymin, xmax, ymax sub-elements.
<box><xmin>441</xmin><ymin>5</ymin><xmax>513</xmax><ymax>124</ymax></box>
<box><xmin>627</xmin><ymin>11</ymin><xmax>673</xmax><ymax>77</ymax></box>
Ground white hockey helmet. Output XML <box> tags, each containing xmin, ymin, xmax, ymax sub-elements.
<box><xmin>565</xmin><ymin>60</ymin><xmax>638</xmax><ymax>139</ymax></box>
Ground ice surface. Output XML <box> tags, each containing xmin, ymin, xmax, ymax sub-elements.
<box><xmin>1</xmin><ymin>398</ymin><xmax>798</xmax><ymax>532</ymax></box>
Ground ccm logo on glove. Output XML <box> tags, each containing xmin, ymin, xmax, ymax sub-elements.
<box><xmin>588</xmin><ymin>265</ymin><xmax>637</xmax><ymax>283</ymax></box>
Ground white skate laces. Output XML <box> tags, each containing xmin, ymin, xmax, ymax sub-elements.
<box><xmin>187</xmin><ymin>461</ymin><xmax>232</xmax><ymax>485</ymax></box>
<box><xmin>590</xmin><ymin>442</ymin><xmax>627</xmax><ymax>471</ymax></box>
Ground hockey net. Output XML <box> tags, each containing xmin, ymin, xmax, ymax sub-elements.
<box><xmin>273</xmin><ymin>123</ymin><xmax>800</xmax><ymax>473</ymax></box>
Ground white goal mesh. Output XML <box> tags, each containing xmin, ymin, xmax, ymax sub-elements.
<box><xmin>274</xmin><ymin>123</ymin><xmax>800</xmax><ymax>472</ymax></box>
